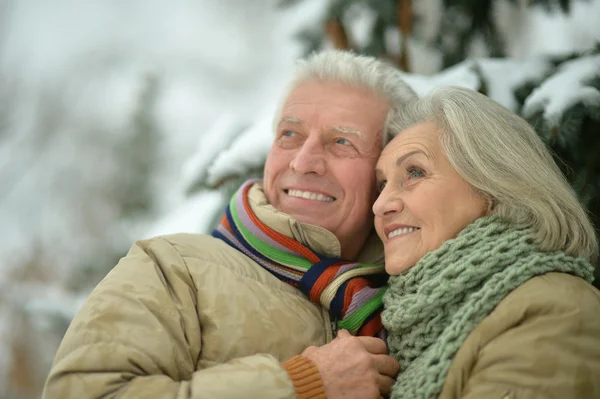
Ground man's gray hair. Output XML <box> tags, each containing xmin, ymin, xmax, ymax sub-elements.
<box><xmin>395</xmin><ymin>85</ymin><xmax>598</xmax><ymax>262</ymax></box>
<box><xmin>273</xmin><ymin>50</ymin><xmax>417</xmax><ymax>144</ymax></box>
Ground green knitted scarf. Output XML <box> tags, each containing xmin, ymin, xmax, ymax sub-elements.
<box><xmin>384</xmin><ymin>215</ymin><xmax>595</xmax><ymax>399</ymax></box>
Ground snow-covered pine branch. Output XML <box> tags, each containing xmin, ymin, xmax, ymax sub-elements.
<box><xmin>522</xmin><ymin>54</ymin><xmax>600</xmax><ymax>129</ymax></box>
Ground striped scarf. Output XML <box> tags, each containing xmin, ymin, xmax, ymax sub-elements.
<box><xmin>212</xmin><ymin>180</ymin><xmax>388</xmax><ymax>337</ymax></box>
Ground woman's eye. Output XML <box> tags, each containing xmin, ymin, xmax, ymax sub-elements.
<box><xmin>377</xmin><ymin>181</ymin><xmax>387</xmax><ymax>192</ymax></box>
<box><xmin>335</xmin><ymin>137</ymin><xmax>351</xmax><ymax>145</ymax></box>
<box><xmin>407</xmin><ymin>166</ymin><xmax>425</xmax><ymax>179</ymax></box>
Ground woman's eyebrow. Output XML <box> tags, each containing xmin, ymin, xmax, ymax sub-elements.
<box><xmin>375</xmin><ymin>150</ymin><xmax>428</xmax><ymax>176</ymax></box>
<box><xmin>395</xmin><ymin>150</ymin><xmax>427</xmax><ymax>167</ymax></box>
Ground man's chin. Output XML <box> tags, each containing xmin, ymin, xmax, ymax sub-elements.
<box><xmin>289</xmin><ymin>213</ymin><xmax>329</xmax><ymax>228</ymax></box>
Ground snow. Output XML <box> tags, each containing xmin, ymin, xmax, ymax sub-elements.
<box><xmin>0</xmin><ymin>0</ymin><xmax>317</xmax><ymax>276</ymax></box>
<box><xmin>522</xmin><ymin>54</ymin><xmax>600</xmax><ymax>126</ymax></box>
<box><xmin>1</xmin><ymin>0</ymin><xmax>600</xmax><ymax>397</ymax></box>
<box><xmin>0</xmin><ymin>1</ymin><xmax>326</xmax><ymax>396</ymax></box>
<box><xmin>341</xmin><ymin>2</ymin><xmax>379</xmax><ymax>51</ymax></box>
<box><xmin>206</xmin><ymin>104</ymin><xmax>278</xmax><ymax>187</ymax></box>
<box><xmin>145</xmin><ymin>189</ymin><xmax>228</xmax><ymax>238</ymax></box>
<box><xmin>476</xmin><ymin>57</ymin><xmax>554</xmax><ymax>111</ymax></box>
<box><xmin>399</xmin><ymin>60</ymin><xmax>480</xmax><ymax>97</ymax></box>
<box><xmin>399</xmin><ymin>57</ymin><xmax>557</xmax><ymax>112</ymax></box>
<box><xmin>497</xmin><ymin>0</ymin><xmax>600</xmax><ymax>59</ymax></box>
<box><xmin>20</xmin><ymin>287</ymin><xmax>87</xmax><ymax>333</ymax></box>
<box><xmin>180</xmin><ymin>113</ymin><xmax>249</xmax><ymax>194</ymax></box>
<box><xmin>0</xmin><ymin>306</ymin><xmax>10</xmax><ymax>391</ymax></box>
<box><xmin>153</xmin><ymin>99</ymin><xmax>281</xmax><ymax>237</ymax></box>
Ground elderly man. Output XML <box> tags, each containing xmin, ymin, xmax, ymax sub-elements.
<box><xmin>43</xmin><ymin>50</ymin><xmax>416</xmax><ymax>399</ymax></box>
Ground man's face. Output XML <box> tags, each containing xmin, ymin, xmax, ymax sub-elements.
<box><xmin>263</xmin><ymin>80</ymin><xmax>388</xmax><ymax>259</ymax></box>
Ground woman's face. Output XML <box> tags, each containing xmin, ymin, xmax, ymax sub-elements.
<box><xmin>373</xmin><ymin>122</ymin><xmax>489</xmax><ymax>275</ymax></box>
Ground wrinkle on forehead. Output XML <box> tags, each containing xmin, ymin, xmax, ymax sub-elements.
<box><xmin>382</xmin><ymin>123</ymin><xmax>439</xmax><ymax>159</ymax></box>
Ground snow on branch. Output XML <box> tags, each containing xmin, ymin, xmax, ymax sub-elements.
<box><xmin>205</xmin><ymin>104</ymin><xmax>276</xmax><ymax>187</ymax></box>
<box><xmin>145</xmin><ymin>189</ymin><xmax>227</xmax><ymax>236</ymax></box>
<box><xmin>522</xmin><ymin>54</ymin><xmax>600</xmax><ymax>127</ymax></box>
<box><xmin>400</xmin><ymin>57</ymin><xmax>555</xmax><ymax>112</ymax></box>
<box><xmin>180</xmin><ymin>113</ymin><xmax>248</xmax><ymax>194</ymax></box>
<box><xmin>476</xmin><ymin>57</ymin><xmax>553</xmax><ymax>111</ymax></box>
<box><xmin>399</xmin><ymin>59</ymin><xmax>480</xmax><ymax>97</ymax></box>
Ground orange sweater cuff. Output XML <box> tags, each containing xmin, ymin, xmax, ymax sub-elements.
<box><xmin>282</xmin><ymin>355</ymin><xmax>327</xmax><ymax>399</ymax></box>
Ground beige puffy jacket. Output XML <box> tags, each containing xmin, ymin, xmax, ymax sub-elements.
<box><xmin>440</xmin><ymin>272</ymin><xmax>600</xmax><ymax>398</ymax></box>
<box><xmin>43</xmin><ymin>184</ymin><xmax>384</xmax><ymax>399</ymax></box>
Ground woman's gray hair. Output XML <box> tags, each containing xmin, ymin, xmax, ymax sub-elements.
<box><xmin>396</xmin><ymin>86</ymin><xmax>598</xmax><ymax>262</ymax></box>
<box><xmin>273</xmin><ymin>50</ymin><xmax>417</xmax><ymax>145</ymax></box>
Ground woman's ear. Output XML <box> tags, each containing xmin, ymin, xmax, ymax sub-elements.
<box><xmin>486</xmin><ymin>195</ymin><xmax>498</xmax><ymax>216</ymax></box>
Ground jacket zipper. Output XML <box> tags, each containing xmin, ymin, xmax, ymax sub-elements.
<box><xmin>294</xmin><ymin>222</ymin><xmax>337</xmax><ymax>341</ymax></box>
<box><xmin>321</xmin><ymin>307</ymin><xmax>334</xmax><ymax>342</ymax></box>
<box><xmin>330</xmin><ymin>319</ymin><xmax>338</xmax><ymax>337</ymax></box>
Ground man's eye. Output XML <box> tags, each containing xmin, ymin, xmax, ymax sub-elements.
<box><xmin>335</xmin><ymin>138</ymin><xmax>351</xmax><ymax>145</ymax></box>
<box><xmin>282</xmin><ymin>130</ymin><xmax>295</xmax><ymax>137</ymax></box>
<box><xmin>377</xmin><ymin>181</ymin><xmax>386</xmax><ymax>192</ymax></box>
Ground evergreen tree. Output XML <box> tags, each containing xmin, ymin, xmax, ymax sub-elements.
<box><xmin>285</xmin><ymin>0</ymin><xmax>600</xmax><ymax>287</ymax></box>
<box><xmin>191</xmin><ymin>0</ymin><xmax>600</xmax><ymax>286</ymax></box>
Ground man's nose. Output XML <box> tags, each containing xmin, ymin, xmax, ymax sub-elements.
<box><xmin>289</xmin><ymin>139</ymin><xmax>326</xmax><ymax>175</ymax></box>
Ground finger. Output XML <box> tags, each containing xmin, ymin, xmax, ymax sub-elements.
<box><xmin>336</xmin><ymin>329</ymin><xmax>351</xmax><ymax>338</ymax></box>
<box><xmin>301</xmin><ymin>345</ymin><xmax>318</xmax><ymax>357</ymax></box>
<box><xmin>356</xmin><ymin>336</ymin><xmax>388</xmax><ymax>355</ymax></box>
<box><xmin>377</xmin><ymin>374</ymin><xmax>396</xmax><ymax>397</ymax></box>
<box><xmin>373</xmin><ymin>354</ymin><xmax>400</xmax><ymax>377</ymax></box>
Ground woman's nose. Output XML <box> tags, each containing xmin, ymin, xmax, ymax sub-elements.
<box><xmin>372</xmin><ymin>188</ymin><xmax>403</xmax><ymax>217</ymax></box>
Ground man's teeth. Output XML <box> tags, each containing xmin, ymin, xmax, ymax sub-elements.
<box><xmin>288</xmin><ymin>189</ymin><xmax>334</xmax><ymax>202</ymax></box>
<box><xmin>388</xmin><ymin>227</ymin><xmax>419</xmax><ymax>239</ymax></box>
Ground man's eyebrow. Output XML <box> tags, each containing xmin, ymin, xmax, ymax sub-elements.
<box><xmin>278</xmin><ymin>116</ymin><xmax>303</xmax><ymax>125</ymax></box>
<box><xmin>396</xmin><ymin>150</ymin><xmax>427</xmax><ymax>167</ymax></box>
<box><xmin>331</xmin><ymin>125</ymin><xmax>362</xmax><ymax>136</ymax></box>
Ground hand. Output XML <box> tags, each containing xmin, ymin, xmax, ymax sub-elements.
<box><xmin>302</xmin><ymin>329</ymin><xmax>399</xmax><ymax>399</ymax></box>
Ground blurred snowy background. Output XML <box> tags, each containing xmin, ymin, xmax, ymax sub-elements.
<box><xmin>0</xmin><ymin>0</ymin><xmax>599</xmax><ymax>398</ymax></box>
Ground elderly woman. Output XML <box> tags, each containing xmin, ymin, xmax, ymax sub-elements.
<box><xmin>374</xmin><ymin>86</ymin><xmax>600</xmax><ymax>399</ymax></box>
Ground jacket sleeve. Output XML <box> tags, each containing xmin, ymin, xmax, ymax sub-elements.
<box><xmin>42</xmin><ymin>238</ymin><xmax>324</xmax><ymax>399</ymax></box>
<box><xmin>460</xmin><ymin>275</ymin><xmax>600</xmax><ymax>399</ymax></box>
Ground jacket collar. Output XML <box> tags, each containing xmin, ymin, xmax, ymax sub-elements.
<box><xmin>248</xmin><ymin>183</ymin><xmax>384</xmax><ymax>265</ymax></box>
